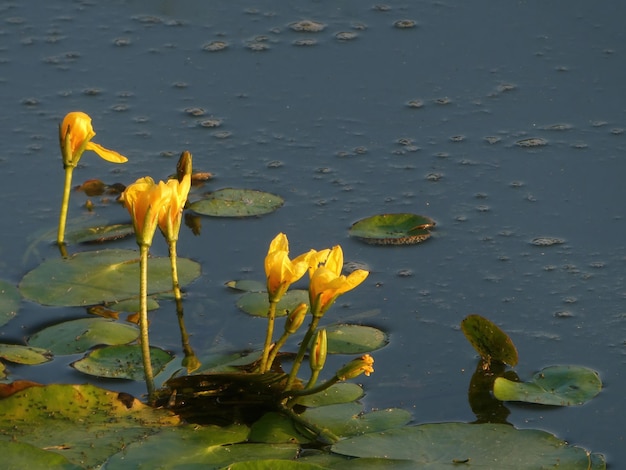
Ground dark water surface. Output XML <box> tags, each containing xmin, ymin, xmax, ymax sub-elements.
<box><xmin>1</xmin><ymin>0</ymin><xmax>625</xmax><ymax>464</ymax></box>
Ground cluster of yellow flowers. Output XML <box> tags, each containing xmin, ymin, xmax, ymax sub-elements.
<box><xmin>56</xmin><ymin>111</ymin><xmax>374</xmax><ymax>401</ymax></box>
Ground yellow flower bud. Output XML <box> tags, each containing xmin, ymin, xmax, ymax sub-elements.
<box><xmin>309</xmin><ymin>329</ymin><xmax>328</xmax><ymax>373</ymax></box>
<box><xmin>284</xmin><ymin>303</ymin><xmax>308</xmax><ymax>334</ymax></box>
<box><xmin>335</xmin><ymin>354</ymin><xmax>374</xmax><ymax>381</ymax></box>
<box><xmin>264</xmin><ymin>233</ymin><xmax>313</xmax><ymax>302</ymax></box>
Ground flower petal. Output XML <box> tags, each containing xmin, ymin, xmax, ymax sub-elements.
<box><xmin>85</xmin><ymin>142</ymin><xmax>128</xmax><ymax>163</ymax></box>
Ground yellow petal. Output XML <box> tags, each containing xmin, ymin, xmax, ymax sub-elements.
<box><xmin>324</xmin><ymin>246</ymin><xmax>344</xmax><ymax>276</ymax></box>
<box><xmin>85</xmin><ymin>142</ymin><xmax>128</xmax><ymax>163</ymax></box>
<box><xmin>61</xmin><ymin>112</ymin><xmax>94</xmax><ymax>155</ymax></box>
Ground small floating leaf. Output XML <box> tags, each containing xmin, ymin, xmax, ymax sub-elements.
<box><xmin>349</xmin><ymin>213</ymin><xmax>435</xmax><ymax>245</ymax></box>
<box><xmin>236</xmin><ymin>290</ymin><xmax>309</xmax><ymax>317</ymax></box>
<box><xmin>65</xmin><ymin>223</ymin><xmax>134</xmax><ymax>244</ymax></box>
<box><xmin>71</xmin><ymin>344</ymin><xmax>173</xmax><ymax>380</ymax></box>
<box><xmin>461</xmin><ymin>314</ymin><xmax>518</xmax><ymax>367</ymax></box>
<box><xmin>189</xmin><ymin>188</ymin><xmax>284</xmax><ymax>217</ymax></box>
<box><xmin>225</xmin><ymin>279</ymin><xmax>266</xmax><ymax>293</ymax></box>
<box><xmin>295</xmin><ymin>383</ymin><xmax>364</xmax><ymax>407</ymax></box>
<box><xmin>28</xmin><ymin>318</ymin><xmax>139</xmax><ymax>355</ymax></box>
<box><xmin>0</xmin><ymin>279</ymin><xmax>20</xmax><ymax>327</ymax></box>
<box><xmin>0</xmin><ymin>344</ymin><xmax>51</xmax><ymax>365</ymax></box>
<box><xmin>19</xmin><ymin>249</ymin><xmax>201</xmax><ymax>307</ymax></box>
<box><xmin>325</xmin><ymin>324</ymin><xmax>389</xmax><ymax>354</ymax></box>
<box><xmin>493</xmin><ymin>365</ymin><xmax>602</xmax><ymax>406</ymax></box>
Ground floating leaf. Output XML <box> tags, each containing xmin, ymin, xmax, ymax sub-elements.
<box><xmin>0</xmin><ymin>440</ymin><xmax>83</xmax><ymax>470</ymax></box>
<box><xmin>19</xmin><ymin>249</ymin><xmax>201</xmax><ymax>307</ymax></box>
<box><xmin>71</xmin><ymin>344</ymin><xmax>173</xmax><ymax>380</ymax></box>
<box><xmin>28</xmin><ymin>318</ymin><xmax>139</xmax><ymax>355</ymax></box>
<box><xmin>0</xmin><ymin>279</ymin><xmax>20</xmax><ymax>327</ymax></box>
<box><xmin>225</xmin><ymin>279</ymin><xmax>266</xmax><ymax>292</ymax></box>
<box><xmin>104</xmin><ymin>425</ymin><xmax>299</xmax><ymax>469</ymax></box>
<box><xmin>189</xmin><ymin>188</ymin><xmax>284</xmax><ymax>217</ymax></box>
<box><xmin>225</xmin><ymin>460</ymin><xmax>328</xmax><ymax>470</ymax></box>
<box><xmin>332</xmin><ymin>422</ymin><xmax>605</xmax><ymax>468</ymax></box>
<box><xmin>0</xmin><ymin>384</ymin><xmax>179</xmax><ymax>468</ymax></box>
<box><xmin>349</xmin><ymin>213</ymin><xmax>435</xmax><ymax>245</ymax></box>
<box><xmin>461</xmin><ymin>314</ymin><xmax>518</xmax><ymax>367</ymax></box>
<box><xmin>236</xmin><ymin>290</ymin><xmax>309</xmax><ymax>317</ymax></box>
<box><xmin>324</xmin><ymin>324</ymin><xmax>389</xmax><ymax>354</ymax></box>
<box><xmin>493</xmin><ymin>365</ymin><xmax>602</xmax><ymax>406</ymax></box>
<box><xmin>110</xmin><ymin>296</ymin><xmax>160</xmax><ymax>312</ymax></box>
<box><xmin>0</xmin><ymin>343</ymin><xmax>51</xmax><ymax>365</ymax></box>
<box><xmin>295</xmin><ymin>382</ymin><xmax>364</xmax><ymax>407</ymax></box>
<box><xmin>64</xmin><ymin>223</ymin><xmax>134</xmax><ymax>244</ymax></box>
<box><xmin>248</xmin><ymin>412</ymin><xmax>310</xmax><ymax>444</ymax></box>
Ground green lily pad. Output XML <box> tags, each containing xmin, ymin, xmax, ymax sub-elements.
<box><xmin>331</xmin><ymin>422</ymin><xmax>605</xmax><ymax>468</ymax></box>
<box><xmin>236</xmin><ymin>290</ymin><xmax>309</xmax><ymax>317</ymax></box>
<box><xmin>295</xmin><ymin>382</ymin><xmax>364</xmax><ymax>407</ymax></box>
<box><xmin>104</xmin><ymin>425</ymin><xmax>299</xmax><ymax>469</ymax></box>
<box><xmin>226</xmin><ymin>279</ymin><xmax>267</xmax><ymax>293</ymax></box>
<box><xmin>65</xmin><ymin>223</ymin><xmax>134</xmax><ymax>244</ymax></box>
<box><xmin>109</xmin><ymin>296</ymin><xmax>160</xmax><ymax>312</ymax></box>
<box><xmin>223</xmin><ymin>460</ymin><xmax>328</xmax><ymax>470</ymax></box>
<box><xmin>325</xmin><ymin>324</ymin><xmax>389</xmax><ymax>354</ymax></box>
<box><xmin>302</xmin><ymin>403</ymin><xmax>412</xmax><ymax>439</ymax></box>
<box><xmin>493</xmin><ymin>365</ymin><xmax>602</xmax><ymax>406</ymax></box>
<box><xmin>0</xmin><ymin>440</ymin><xmax>84</xmax><ymax>470</ymax></box>
<box><xmin>19</xmin><ymin>249</ymin><xmax>201</xmax><ymax>307</ymax></box>
<box><xmin>461</xmin><ymin>314</ymin><xmax>518</xmax><ymax>367</ymax></box>
<box><xmin>349</xmin><ymin>213</ymin><xmax>435</xmax><ymax>245</ymax></box>
<box><xmin>0</xmin><ymin>343</ymin><xmax>51</xmax><ymax>365</ymax></box>
<box><xmin>71</xmin><ymin>344</ymin><xmax>174</xmax><ymax>380</ymax></box>
<box><xmin>28</xmin><ymin>318</ymin><xmax>139</xmax><ymax>355</ymax></box>
<box><xmin>0</xmin><ymin>383</ymin><xmax>180</xmax><ymax>468</ymax></box>
<box><xmin>189</xmin><ymin>188</ymin><xmax>284</xmax><ymax>217</ymax></box>
<box><xmin>0</xmin><ymin>279</ymin><xmax>20</xmax><ymax>327</ymax></box>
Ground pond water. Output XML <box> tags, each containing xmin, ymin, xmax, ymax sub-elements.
<box><xmin>1</xmin><ymin>0</ymin><xmax>625</xmax><ymax>464</ymax></box>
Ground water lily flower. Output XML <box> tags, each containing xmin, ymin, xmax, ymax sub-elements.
<box><xmin>59</xmin><ymin>111</ymin><xmax>127</xmax><ymax>167</ymax></box>
<box><xmin>308</xmin><ymin>245</ymin><xmax>369</xmax><ymax>317</ymax></box>
<box><xmin>265</xmin><ymin>233</ymin><xmax>313</xmax><ymax>302</ymax></box>
<box><xmin>335</xmin><ymin>354</ymin><xmax>374</xmax><ymax>381</ymax></box>
<box><xmin>121</xmin><ymin>176</ymin><xmax>172</xmax><ymax>247</ymax></box>
<box><xmin>158</xmin><ymin>177</ymin><xmax>191</xmax><ymax>242</ymax></box>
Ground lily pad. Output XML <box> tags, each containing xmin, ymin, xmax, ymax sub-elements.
<box><xmin>461</xmin><ymin>314</ymin><xmax>518</xmax><ymax>367</ymax></box>
<box><xmin>332</xmin><ymin>422</ymin><xmax>605</xmax><ymax>468</ymax></box>
<box><xmin>0</xmin><ymin>440</ymin><xmax>84</xmax><ymax>469</ymax></box>
<box><xmin>189</xmin><ymin>188</ymin><xmax>284</xmax><ymax>217</ymax></box>
<box><xmin>324</xmin><ymin>324</ymin><xmax>389</xmax><ymax>354</ymax></box>
<box><xmin>295</xmin><ymin>382</ymin><xmax>364</xmax><ymax>407</ymax></box>
<box><xmin>349</xmin><ymin>213</ymin><xmax>435</xmax><ymax>245</ymax></box>
<box><xmin>0</xmin><ymin>343</ymin><xmax>51</xmax><ymax>365</ymax></box>
<box><xmin>28</xmin><ymin>318</ymin><xmax>139</xmax><ymax>355</ymax></box>
<box><xmin>71</xmin><ymin>344</ymin><xmax>174</xmax><ymax>380</ymax></box>
<box><xmin>493</xmin><ymin>365</ymin><xmax>602</xmax><ymax>406</ymax></box>
<box><xmin>19</xmin><ymin>249</ymin><xmax>201</xmax><ymax>307</ymax></box>
<box><xmin>64</xmin><ymin>223</ymin><xmax>134</xmax><ymax>244</ymax></box>
<box><xmin>0</xmin><ymin>383</ymin><xmax>180</xmax><ymax>468</ymax></box>
<box><xmin>225</xmin><ymin>279</ymin><xmax>267</xmax><ymax>293</ymax></box>
<box><xmin>0</xmin><ymin>279</ymin><xmax>20</xmax><ymax>327</ymax></box>
<box><xmin>236</xmin><ymin>290</ymin><xmax>309</xmax><ymax>317</ymax></box>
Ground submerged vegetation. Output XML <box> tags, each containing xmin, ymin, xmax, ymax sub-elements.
<box><xmin>0</xmin><ymin>112</ymin><xmax>606</xmax><ymax>468</ymax></box>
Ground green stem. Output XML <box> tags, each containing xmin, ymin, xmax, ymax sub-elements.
<box><xmin>167</xmin><ymin>239</ymin><xmax>182</xmax><ymax>301</ymax></box>
<box><xmin>285</xmin><ymin>316</ymin><xmax>321</xmax><ymax>390</ymax></box>
<box><xmin>277</xmin><ymin>402</ymin><xmax>339</xmax><ymax>444</ymax></box>
<box><xmin>139</xmin><ymin>243</ymin><xmax>155</xmax><ymax>402</ymax></box>
<box><xmin>259</xmin><ymin>300</ymin><xmax>278</xmax><ymax>372</ymax></box>
<box><xmin>57</xmin><ymin>165</ymin><xmax>74</xmax><ymax>247</ymax></box>
<box><xmin>306</xmin><ymin>369</ymin><xmax>321</xmax><ymax>390</ymax></box>
<box><xmin>265</xmin><ymin>331</ymin><xmax>290</xmax><ymax>371</ymax></box>
<box><xmin>284</xmin><ymin>374</ymin><xmax>340</xmax><ymax>400</ymax></box>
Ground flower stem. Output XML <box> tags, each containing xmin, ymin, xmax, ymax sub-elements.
<box><xmin>265</xmin><ymin>331</ymin><xmax>290</xmax><ymax>371</ymax></box>
<box><xmin>139</xmin><ymin>243</ymin><xmax>155</xmax><ymax>401</ymax></box>
<box><xmin>57</xmin><ymin>165</ymin><xmax>74</xmax><ymax>247</ymax></box>
<box><xmin>259</xmin><ymin>299</ymin><xmax>278</xmax><ymax>372</ymax></box>
<box><xmin>285</xmin><ymin>316</ymin><xmax>321</xmax><ymax>390</ymax></box>
<box><xmin>167</xmin><ymin>239</ymin><xmax>182</xmax><ymax>301</ymax></box>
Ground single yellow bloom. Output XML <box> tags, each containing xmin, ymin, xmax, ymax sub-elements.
<box><xmin>60</xmin><ymin>111</ymin><xmax>128</xmax><ymax>167</ymax></box>
<box><xmin>264</xmin><ymin>233</ymin><xmax>313</xmax><ymax>302</ymax></box>
<box><xmin>121</xmin><ymin>177</ymin><xmax>172</xmax><ymax>246</ymax></box>
<box><xmin>336</xmin><ymin>354</ymin><xmax>374</xmax><ymax>381</ymax></box>
<box><xmin>157</xmin><ymin>176</ymin><xmax>191</xmax><ymax>242</ymax></box>
<box><xmin>308</xmin><ymin>245</ymin><xmax>369</xmax><ymax>316</ymax></box>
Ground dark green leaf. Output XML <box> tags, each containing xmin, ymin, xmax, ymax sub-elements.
<box><xmin>461</xmin><ymin>314</ymin><xmax>518</xmax><ymax>367</ymax></box>
<box><xmin>189</xmin><ymin>188</ymin><xmax>284</xmax><ymax>217</ymax></box>
<box><xmin>349</xmin><ymin>213</ymin><xmax>435</xmax><ymax>245</ymax></box>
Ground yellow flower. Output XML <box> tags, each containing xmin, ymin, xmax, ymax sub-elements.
<box><xmin>121</xmin><ymin>177</ymin><xmax>172</xmax><ymax>246</ymax></box>
<box><xmin>336</xmin><ymin>354</ymin><xmax>374</xmax><ymax>381</ymax></box>
<box><xmin>308</xmin><ymin>245</ymin><xmax>369</xmax><ymax>316</ymax></box>
<box><xmin>59</xmin><ymin>111</ymin><xmax>128</xmax><ymax>167</ymax></box>
<box><xmin>265</xmin><ymin>233</ymin><xmax>313</xmax><ymax>302</ymax></box>
<box><xmin>157</xmin><ymin>177</ymin><xmax>191</xmax><ymax>242</ymax></box>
